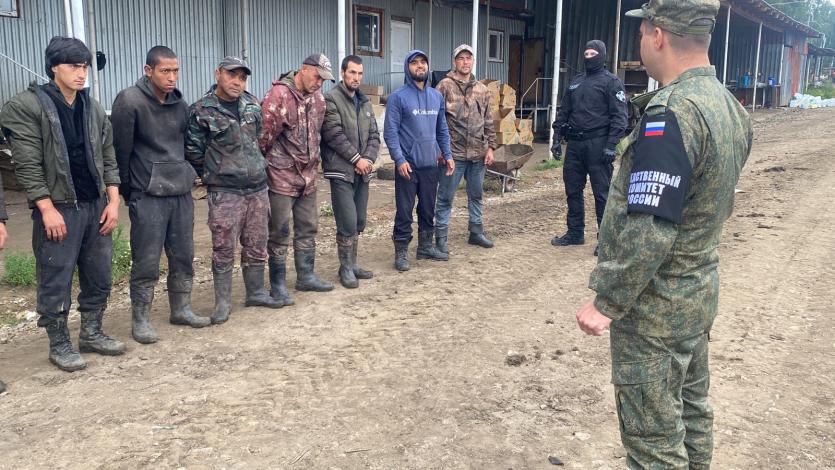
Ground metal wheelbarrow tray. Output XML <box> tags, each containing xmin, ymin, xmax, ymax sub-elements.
<box><xmin>486</xmin><ymin>144</ymin><xmax>534</xmax><ymax>194</ymax></box>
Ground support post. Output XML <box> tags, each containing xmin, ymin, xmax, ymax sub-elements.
<box><xmin>338</xmin><ymin>0</ymin><xmax>346</xmax><ymax>70</ymax></box>
<box><xmin>722</xmin><ymin>5</ymin><xmax>731</xmax><ymax>85</ymax></box>
<box><xmin>63</xmin><ymin>0</ymin><xmax>73</xmax><ymax>36</ymax></box>
<box><xmin>471</xmin><ymin>0</ymin><xmax>479</xmax><ymax>76</ymax></box>
<box><xmin>548</xmin><ymin>0</ymin><xmax>564</xmax><ymax>154</ymax></box>
<box><xmin>613</xmin><ymin>0</ymin><xmax>622</xmax><ymax>73</ymax></box>
<box><xmin>753</xmin><ymin>22</ymin><xmax>763</xmax><ymax>111</ymax></box>
<box><xmin>86</xmin><ymin>0</ymin><xmax>99</xmax><ymax>102</ymax></box>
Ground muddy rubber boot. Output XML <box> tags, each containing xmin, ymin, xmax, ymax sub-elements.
<box><xmin>131</xmin><ymin>301</ymin><xmax>158</xmax><ymax>344</ymax></box>
<box><xmin>169</xmin><ymin>289</ymin><xmax>211</xmax><ymax>328</ymax></box>
<box><xmin>269</xmin><ymin>255</ymin><xmax>295</xmax><ymax>306</ymax></box>
<box><xmin>337</xmin><ymin>236</ymin><xmax>359</xmax><ymax>289</ymax></box>
<box><xmin>78</xmin><ymin>309</ymin><xmax>126</xmax><ymax>356</ymax></box>
<box><xmin>294</xmin><ymin>248</ymin><xmax>334</xmax><ymax>292</ymax></box>
<box><xmin>210</xmin><ymin>268</ymin><xmax>233</xmax><ymax>324</ymax></box>
<box><xmin>394</xmin><ymin>240</ymin><xmax>411</xmax><ymax>272</ymax></box>
<box><xmin>43</xmin><ymin>316</ymin><xmax>86</xmax><ymax>372</ymax></box>
<box><xmin>435</xmin><ymin>227</ymin><xmax>449</xmax><ymax>256</ymax></box>
<box><xmin>243</xmin><ymin>263</ymin><xmax>283</xmax><ymax>308</ymax></box>
<box><xmin>468</xmin><ymin>225</ymin><xmax>494</xmax><ymax>248</ymax></box>
<box><xmin>416</xmin><ymin>230</ymin><xmax>448</xmax><ymax>261</ymax></box>
<box><xmin>352</xmin><ymin>235</ymin><xmax>373</xmax><ymax>280</ymax></box>
<box><xmin>550</xmin><ymin>233</ymin><xmax>585</xmax><ymax>246</ymax></box>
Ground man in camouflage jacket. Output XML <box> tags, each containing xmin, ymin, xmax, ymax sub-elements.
<box><xmin>434</xmin><ymin>44</ymin><xmax>497</xmax><ymax>254</ymax></box>
<box><xmin>259</xmin><ymin>53</ymin><xmax>335</xmax><ymax>298</ymax></box>
<box><xmin>575</xmin><ymin>1</ymin><xmax>752</xmax><ymax>468</ymax></box>
<box><xmin>186</xmin><ymin>56</ymin><xmax>282</xmax><ymax>325</ymax></box>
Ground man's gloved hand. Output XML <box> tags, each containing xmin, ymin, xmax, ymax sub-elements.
<box><xmin>551</xmin><ymin>141</ymin><xmax>562</xmax><ymax>160</ymax></box>
<box><xmin>603</xmin><ymin>148</ymin><xmax>616</xmax><ymax>165</ymax></box>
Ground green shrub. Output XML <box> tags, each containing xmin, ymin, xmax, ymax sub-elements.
<box><xmin>536</xmin><ymin>158</ymin><xmax>564</xmax><ymax>171</ymax></box>
<box><xmin>111</xmin><ymin>225</ymin><xmax>131</xmax><ymax>283</ymax></box>
<box><xmin>807</xmin><ymin>83</ymin><xmax>835</xmax><ymax>99</ymax></box>
<box><xmin>3</xmin><ymin>251</ymin><xmax>36</xmax><ymax>286</ymax></box>
<box><xmin>320</xmin><ymin>202</ymin><xmax>334</xmax><ymax>217</ymax></box>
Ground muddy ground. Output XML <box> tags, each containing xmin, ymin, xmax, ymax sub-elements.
<box><xmin>0</xmin><ymin>108</ymin><xmax>833</xmax><ymax>469</ymax></box>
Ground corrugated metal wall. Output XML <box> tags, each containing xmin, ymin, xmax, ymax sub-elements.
<box><xmin>0</xmin><ymin>0</ymin><xmax>65</xmax><ymax>105</ymax></box>
<box><xmin>559</xmin><ymin>0</ymin><xmax>618</xmax><ymax>97</ymax></box>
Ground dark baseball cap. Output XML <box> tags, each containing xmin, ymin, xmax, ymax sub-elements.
<box><xmin>625</xmin><ymin>0</ymin><xmax>719</xmax><ymax>35</ymax></box>
<box><xmin>218</xmin><ymin>56</ymin><xmax>251</xmax><ymax>75</ymax></box>
<box><xmin>303</xmin><ymin>53</ymin><xmax>335</xmax><ymax>81</ymax></box>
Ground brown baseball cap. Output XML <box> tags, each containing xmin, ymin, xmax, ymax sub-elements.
<box><xmin>218</xmin><ymin>56</ymin><xmax>251</xmax><ymax>75</ymax></box>
<box><xmin>625</xmin><ymin>0</ymin><xmax>719</xmax><ymax>35</ymax></box>
<box><xmin>303</xmin><ymin>53</ymin><xmax>335</xmax><ymax>81</ymax></box>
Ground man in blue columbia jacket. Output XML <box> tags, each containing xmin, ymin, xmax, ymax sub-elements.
<box><xmin>384</xmin><ymin>50</ymin><xmax>453</xmax><ymax>272</ymax></box>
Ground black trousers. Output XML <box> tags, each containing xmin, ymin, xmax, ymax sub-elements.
<box><xmin>563</xmin><ymin>135</ymin><xmax>613</xmax><ymax>237</ymax></box>
<box><xmin>32</xmin><ymin>198</ymin><xmax>112</xmax><ymax>322</ymax></box>
<box><xmin>329</xmin><ymin>177</ymin><xmax>369</xmax><ymax>238</ymax></box>
<box><xmin>128</xmin><ymin>192</ymin><xmax>194</xmax><ymax>303</ymax></box>
<box><xmin>393</xmin><ymin>166</ymin><xmax>439</xmax><ymax>242</ymax></box>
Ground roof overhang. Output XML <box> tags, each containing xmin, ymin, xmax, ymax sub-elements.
<box><xmin>727</xmin><ymin>0</ymin><xmax>822</xmax><ymax>38</ymax></box>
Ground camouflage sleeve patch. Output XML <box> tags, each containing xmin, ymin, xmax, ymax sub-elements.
<box><xmin>628</xmin><ymin>112</ymin><xmax>693</xmax><ymax>225</ymax></box>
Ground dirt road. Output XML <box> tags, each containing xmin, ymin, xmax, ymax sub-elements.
<box><xmin>0</xmin><ymin>108</ymin><xmax>833</xmax><ymax>469</ymax></box>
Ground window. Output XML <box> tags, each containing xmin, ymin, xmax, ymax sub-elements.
<box><xmin>1</xmin><ymin>0</ymin><xmax>20</xmax><ymax>18</ymax></box>
<box><xmin>488</xmin><ymin>29</ymin><xmax>504</xmax><ymax>62</ymax></box>
<box><xmin>354</xmin><ymin>5</ymin><xmax>384</xmax><ymax>57</ymax></box>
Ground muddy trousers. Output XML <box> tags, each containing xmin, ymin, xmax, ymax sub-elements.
<box><xmin>329</xmin><ymin>178</ymin><xmax>369</xmax><ymax>238</ymax></box>
<box><xmin>32</xmin><ymin>198</ymin><xmax>112</xmax><ymax>323</ymax></box>
<box><xmin>208</xmin><ymin>189</ymin><xmax>270</xmax><ymax>271</ymax></box>
<box><xmin>128</xmin><ymin>193</ymin><xmax>195</xmax><ymax>303</ymax></box>
<box><xmin>563</xmin><ymin>135</ymin><xmax>613</xmax><ymax>238</ymax></box>
<box><xmin>393</xmin><ymin>167</ymin><xmax>439</xmax><ymax>242</ymax></box>
<box><xmin>268</xmin><ymin>191</ymin><xmax>319</xmax><ymax>255</ymax></box>
<box><xmin>610</xmin><ymin>327</ymin><xmax>713</xmax><ymax>470</ymax></box>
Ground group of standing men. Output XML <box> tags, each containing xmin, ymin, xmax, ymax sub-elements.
<box><xmin>0</xmin><ymin>38</ymin><xmax>497</xmax><ymax>375</ymax></box>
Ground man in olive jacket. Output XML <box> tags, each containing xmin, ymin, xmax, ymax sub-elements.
<box><xmin>321</xmin><ymin>55</ymin><xmax>380</xmax><ymax>289</ymax></box>
<box><xmin>0</xmin><ymin>37</ymin><xmax>125</xmax><ymax>372</ymax></box>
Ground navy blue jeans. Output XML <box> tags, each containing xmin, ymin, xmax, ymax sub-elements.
<box><xmin>393</xmin><ymin>166</ymin><xmax>439</xmax><ymax>242</ymax></box>
<box><xmin>435</xmin><ymin>159</ymin><xmax>486</xmax><ymax>233</ymax></box>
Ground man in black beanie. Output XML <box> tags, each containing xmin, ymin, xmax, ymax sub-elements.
<box><xmin>550</xmin><ymin>40</ymin><xmax>628</xmax><ymax>255</ymax></box>
<box><xmin>0</xmin><ymin>36</ymin><xmax>125</xmax><ymax>372</ymax></box>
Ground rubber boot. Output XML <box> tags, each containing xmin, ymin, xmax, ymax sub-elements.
<box><xmin>394</xmin><ymin>239</ymin><xmax>411</xmax><ymax>272</ymax></box>
<box><xmin>169</xmin><ymin>289</ymin><xmax>211</xmax><ymax>328</ymax></box>
<box><xmin>416</xmin><ymin>230</ymin><xmax>448</xmax><ymax>261</ymax></box>
<box><xmin>131</xmin><ymin>301</ymin><xmax>158</xmax><ymax>344</ymax></box>
<box><xmin>435</xmin><ymin>227</ymin><xmax>449</xmax><ymax>255</ymax></box>
<box><xmin>269</xmin><ymin>255</ymin><xmax>295</xmax><ymax>306</ymax></box>
<box><xmin>550</xmin><ymin>233</ymin><xmax>585</xmax><ymax>246</ymax></box>
<box><xmin>337</xmin><ymin>236</ymin><xmax>358</xmax><ymax>289</ymax></box>
<box><xmin>43</xmin><ymin>315</ymin><xmax>86</xmax><ymax>372</ymax></box>
<box><xmin>294</xmin><ymin>248</ymin><xmax>334</xmax><ymax>292</ymax></box>
<box><xmin>211</xmin><ymin>268</ymin><xmax>233</xmax><ymax>324</ymax></box>
<box><xmin>78</xmin><ymin>309</ymin><xmax>126</xmax><ymax>356</ymax></box>
<box><xmin>352</xmin><ymin>235</ymin><xmax>373</xmax><ymax>280</ymax></box>
<box><xmin>468</xmin><ymin>224</ymin><xmax>494</xmax><ymax>248</ymax></box>
<box><xmin>243</xmin><ymin>263</ymin><xmax>283</xmax><ymax>308</ymax></box>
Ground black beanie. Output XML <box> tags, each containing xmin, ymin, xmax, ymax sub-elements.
<box><xmin>44</xmin><ymin>36</ymin><xmax>92</xmax><ymax>79</ymax></box>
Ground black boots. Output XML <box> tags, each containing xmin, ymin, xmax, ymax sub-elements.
<box><xmin>294</xmin><ymin>248</ymin><xmax>334</xmax><ymax>292</ymax></box>
<box><xmin>468</xmin><ymin>224</ymin><xmax>494</xmax><ymax>248</ymax></box>
<box><xmin>435</xmin><ymin>227</ymin><xmax>449</xmax><ymax>255</ymax></box>
<box><xmin>78</xmin><ymin>309</ymin><xmax>126</xmax><ymax>356</ymax></box>
<box><xmin>211</xmin><ymin>268</ymin><xmax>233</xmax><ymax>324</ymax></box>
<box><xmin>337</xmin><ymin>236</ymin><xmax>358</xmax><ymax>289</ymax></box>
<box><xmin>551</xmin><ymin>233</ymin><xmax>585</xmax><ymax>246</ymax></box>
<box><xmin>416</xmin><ymin>230</ymin><xmax>448</xmax><ymax>261</ymax></box>
<box><xmin>352</xmin><ymin>234</ymin><xmax>373</xmax><ymax>280</ymax></box>
<box><xmin>131</xmin><ymin>300</ymin><xmax>158</xmax><ymax>344</ymax></box>
<box><xmin>43</xmin><ymin>315</ymin><xmax>86</xmax><ymax>372</ymax></box>
<box><xmin>394</xmin><ymin>240</ymin><xmax>411</xmax><ymax>272</ymax></box>
<box><xmin>269</xmin><ymin>255</ymin><xmax>295</xmax><ymax>306</ymax></box>
<box><xmin>169</xmin><ymin>288</ymin><xmax>211</xmax><ymax>328</ymax></box>
<box><xmin>242</xmin><ymin>263</ymin><xmax>283</xmax><ymax>308</ymax></box>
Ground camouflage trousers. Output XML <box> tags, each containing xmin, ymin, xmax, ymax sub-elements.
<box><xmin>610</xmin><ymin>327</ymin><xmax>713</xmax><ymax>470</ymax></box>
<box><xmin>208</xmin><ymin>189</ymin><xmax>270</xmax><ymax>271</ymax></box>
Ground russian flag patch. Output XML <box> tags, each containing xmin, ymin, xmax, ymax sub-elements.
<box><xmin>645</xmin><ymin>121</ymin><xmax>665</xmax><ymax>137</ymax></box>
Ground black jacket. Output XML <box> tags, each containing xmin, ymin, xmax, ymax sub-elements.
<box><xmin>321</xmin><ymin>82</ymin><xmax>380</xmax><ymax>183</ymax></box>
<box><xmin>111</xmin><ymin>76</ymin><xmax>196</xmax><ymax>198</ymax></box>
<box><xmin>552</xmin><ymin>69</ymin><xmax>628</xmax><ymax>150</ymax></box>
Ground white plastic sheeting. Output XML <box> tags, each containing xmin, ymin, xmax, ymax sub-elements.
<box><xmin>789</xmin><ymin>93</ymin><xmax>835</xmax><ymax>109</ymax></box>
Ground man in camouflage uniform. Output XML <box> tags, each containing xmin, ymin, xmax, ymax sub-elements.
<box><xmin>434</xmin><ymin>44</ymin><xmax>497</xmax><ymax>254</ymax></box>
<box><xmin>575</xmin><ymin>1</ymin><xmax>752</xmax><ymax>468</ymax></box>
<box><xmin>186</xmin><ymin>57</ymin><xmax>282</xmax><ymax>325</ymax></box>
<box><xmin>259</xmin><ymin>53</ymin><xmax>335</xmax><ymax>302</ymax></box>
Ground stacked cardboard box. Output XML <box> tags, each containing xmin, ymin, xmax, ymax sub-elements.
<box><xmin>360</xmin><ymin>84</ymin><xmax>384</xmax><ymax>105</ymax></box>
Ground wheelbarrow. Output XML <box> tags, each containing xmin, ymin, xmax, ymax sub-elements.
<box><xmin>487</xmin><ymin>144</ymin><xmax>534</xmax><ymax>195</ymax></box>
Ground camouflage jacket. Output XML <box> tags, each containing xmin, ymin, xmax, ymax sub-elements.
<box><xmin>258</xmin><ymin>71</ymin><xmax>326</xmax><ymax>197</ymax></box>
<box><xmin>435</xmin><ymin>72</ymin><xmax>496</xmax><ymax>161</ymax></box>
<box><xmin>185</xmin><ymin>86</ymin><xmax>267</xmax><ymax>194</ymax></box>
<box><xmin>589</xmin><ymin>67</ymin><xmax>752</xmax><ymax>338</ymax></box>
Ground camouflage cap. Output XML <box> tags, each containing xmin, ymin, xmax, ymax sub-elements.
<box><xmin>625</xmin><ymin>0</ymin><xmax>719</xmax><ymax>36</ymax></box>
<box><xmin>303</xmin><ymin>53</ymin><xmax>335</xmax><ymax>81</ymax></box>
<box><xmin>218</xmin><ymin>56</ymin><xmax>251</xmax><ymax>75</ymax></box>
<box><xmin>453</xmin><ymin>44</ymin><xmax>474</xmax><ymax>59</ymax></box>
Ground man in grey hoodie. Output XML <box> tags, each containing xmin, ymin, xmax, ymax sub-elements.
<box><xmin>111</xmin><ymin>46</ymin><xmax>210</xmax><ymax>345</ymax></box>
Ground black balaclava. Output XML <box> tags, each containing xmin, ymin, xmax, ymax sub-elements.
<box><xmin>584</xmin><ymin>40</ymin><xmax>607</xmax><ymax>74</ymax></box>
